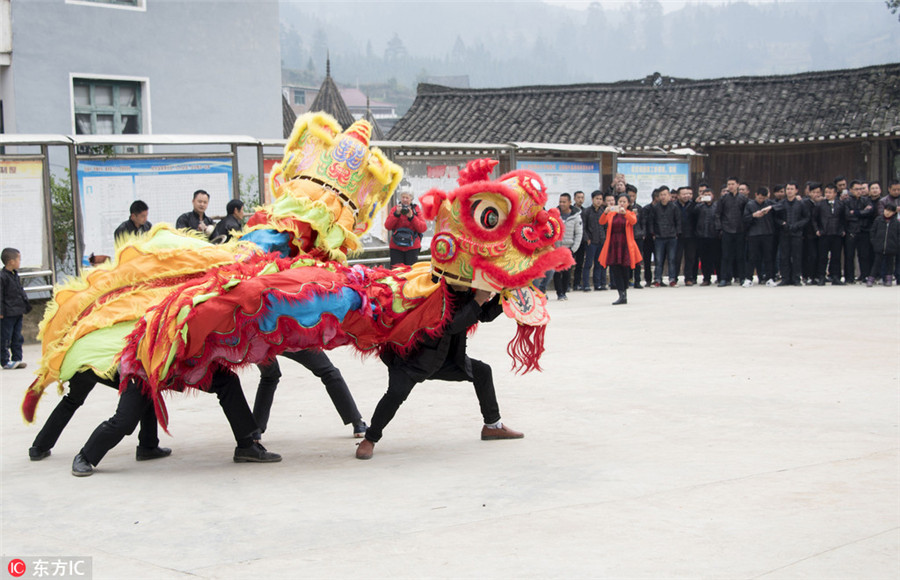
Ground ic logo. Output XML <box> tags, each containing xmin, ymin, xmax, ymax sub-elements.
<box><xmin>7</xmin><ymin>559</ymin><xmax>26</xmax><ymax>577</ymax></box>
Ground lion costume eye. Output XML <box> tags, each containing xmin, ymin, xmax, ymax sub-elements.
<box><xmin>470</xmin><ymin>196</ymin><xmax>509</xmax><ymax>231</ymax></box>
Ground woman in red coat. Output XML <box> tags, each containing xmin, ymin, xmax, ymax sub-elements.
<box><xmin>598</xmin><ymin>194</ymin><xmax>643</xmax><ymax>305</ymax></box>
<box><xmin>384</xmin><ymin>190</ymin><xmax>428</xmax><ymax>266</ymax></box>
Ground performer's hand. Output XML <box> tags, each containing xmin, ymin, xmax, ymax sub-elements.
<box><xmin>474</xmin><ymin>289</ymin><xmax>493</xmax><ymax>305</ymax></box>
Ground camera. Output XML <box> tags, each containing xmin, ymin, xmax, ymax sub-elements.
<box><xmin>400</xmin><ymin>203</ymin><xmax>411</xmax><ymax>215</ymax></box>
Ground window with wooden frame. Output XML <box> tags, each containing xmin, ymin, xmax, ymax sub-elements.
<box><xmin>73</xmin><ymin>79</ymin><xmax>141</xmax><ymax>136</ymax></box>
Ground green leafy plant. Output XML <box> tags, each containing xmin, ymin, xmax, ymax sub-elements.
<box><xmin>49</xmin><ymin>170</ymin><xmax>75</xmax><ymax>270</ymax></box>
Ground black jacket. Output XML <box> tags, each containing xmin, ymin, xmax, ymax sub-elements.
<box><xmin>581</xmin><ymin>205</ymin><xmax>605</xmax><ymax>245</ymax></box>
<box><xmin>175</xmin><ymin>210</ymin><xmax>214</xmax><ymax>231</ymax></box>
<box><xmin>802</xmin><ymin>198</ymin><xmax>819</xmax><ymax>239</ymax></box>
<box><xmin>871</xmin><ymin>216</ymin><xmax>900</xmax><ymax>255</ymax></box>
<box><xmin>692</xmin><ymin>202</ymin><xmax>720</xmax><ymax>238</ymax></box>
<box><xmin>773</xmin><ymin>198</ymin><xmax>809</xmax><ymax>237</ymax></box>
<box><xmin>210</xmin><ymin>214</ymin><xmax>244</xmax><ymax>242</ymax></box>
<box><xmin>716</xmin><ymin>192</ymin><xmax>748</xmax><ymax>234</ymax></box>
<box><xmin>814</xmin><ymin>199</ymin><xmax>846</xmax><ymax>236</ymax></box>
<box><xmin>649</xmin><ymin>202</ymin><xmax>681</xmax><ymax>238</ymax></box>
<box><xmin>743</xmin><ymin>199</ymin><xmax>776</xmax><ymax>237</ymax></box>
<box><xmin>632</xmin><ymin>203</ymin><xmax>646</xmax><ymax>239</ymax></box>
<box><xmin>0</xmin><ymin>268</ymin><xmax>31</xmax><ymax>317</ymax></box>
<box><xmin>844</xmin><ymin>196</ymin><xmax>873</xmax><ymax>235</ymax></box>
<box><xmin>381</xmin><ymin>288</ymin><xmax>503</xmax><ymax>382</ymax></box>
<box><xmin>676</xmin><ymin>200</ymin><xmax>697</xmax><ymax>238</ymax></box>
<box><xmin>113</xmin><ymin>218</ymin><xmax>152</xmax><ymax>242</ymax></box>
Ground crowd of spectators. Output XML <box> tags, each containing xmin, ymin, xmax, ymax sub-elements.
<box><xmin>551</xmin><ymin>175</ymin><xmax>900</xmax><ymax>297</ymax></box>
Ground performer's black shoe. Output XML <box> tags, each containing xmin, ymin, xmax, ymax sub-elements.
<box><xmin>29</xmin><ymin>446</ymin><xmax>50</xmax><ymax>461</ymax></box>
<box><xmin>136</xmin><ymin>446</ymin><xmax>172</xmax><ymax>461</ymax></box>
<box><xmin>72</xmin><ymin>453</ymin><xmax>93</xmax><ymax>477</ymax></box>
<box><xmin>352</xmin><ymin>420</ymin><xmax>368</xmax><ymax>438</ymax></box>
<box><xmin>233</xmin><ymin>442</ymin><xmax>282</xmax><ymax>463</ymax></box>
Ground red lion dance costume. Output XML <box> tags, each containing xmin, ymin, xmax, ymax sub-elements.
<box><xmin>22</xmin><ymin>113</ymin><xmax>573</xmax><ymax>432</ymax></box>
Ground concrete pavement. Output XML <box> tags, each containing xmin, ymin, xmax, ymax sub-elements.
<box><xmin>1</xmin><ymin>283</ymin><xmax>898</xmax><ymax>579</ymax></box>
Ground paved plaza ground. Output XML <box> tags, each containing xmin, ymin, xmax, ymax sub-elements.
<box><xmin>1</xmin><ymin>283</ymin><xmax>898</xmax><ymax>579</ymax></box>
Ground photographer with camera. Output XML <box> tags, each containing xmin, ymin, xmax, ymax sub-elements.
<box><xmin>384</xmin><ymin>185</ymin><xmax>427</xmax><ymax>267</ymax></box>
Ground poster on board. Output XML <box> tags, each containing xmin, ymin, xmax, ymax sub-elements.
<box><xmin>0</xmin><ymin>159</ymin><xmax>47</xmax><ymax>269</ymax></box>
<box><xmin>77</xmin><ymin>157</ymin><xmax>233</xmax><ymax>258</ymax></box>
<box><xmin>516</xmin><ymin>161</ymin><xmax>600</xmax><ymax>204</ymax></box>
<box><xmin>617</xmin><ymin>160</ymin><xmax>690</xmax><ymax>206</ymax></box>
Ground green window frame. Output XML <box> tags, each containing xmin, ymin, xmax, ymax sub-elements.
<box><xmin>73</xmin><ymin>79</ymin><xmax>142</xmax><ymax>136</ymax></box>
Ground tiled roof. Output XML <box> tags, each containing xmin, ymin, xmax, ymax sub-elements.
<box><xmin>309</xmin><ymin>68</ymin><xmax>356</xmax><ymax>130</ymax></box>
<box><xmin>282</xmin><ymin>94</ymin><xmax>297</xmax><ymax>138</ymax></box>
<box><xmin>388</xmin><ymin>64</ymin><xmax>900</xmax><ymax>150</ymax></box>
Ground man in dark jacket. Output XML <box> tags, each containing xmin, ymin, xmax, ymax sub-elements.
<box><xmin>210</xmin><ymin>199</ymin><xmax>245</xmax><ymax>243</ymax></box>
<box><xmin>692</xmin><ymin>183</ymin><xmax>720</xmax><ymax>285</ymax></box>
<box><xmin>801</xmin><ymin>183</ymin><xmax>822</xmax><ymax>284</ymax></box>
<box><xmin>356</xmin><ymin>286</ymin><xmax>523</xmax><ymax>460</ymax></box>
<box><xmin>113</xmin><ymin>200</ymin><xmax>152</xmax><ymax>243</ymax></box>
<box><xmin>843</xmin><ymin>180</ymin><xmax>874</xmax><ymax>284</ymax></box>
<box><xmin>814</xmin><ymin>183</ymin><xmax>847</xmax><ymax>285</ymax></box>
<box><xmin>715</xmin><ymin>177</ymin><xmax>748</xmax><ymax>286</ymax></box>
<box><xmin>581</xmin><ymin>191</ymin><xmax>607</xmax><ymax>291</ymax></box>
<box><xmin>649</xmin><ymin>186</ymin><xmax>681</xmax><ymax>287</ymax></box>
<box><xmin>773</xmin><ymin>182</ymin><xmax>809</xmax><ymax>286</ymax></box>
<box><xmin>176</xmin><ymin>189</ymin><xmax>215</xmax><ymax>234</ymax></box>
<box><xmin>674</xmin><ymin>186</ymin><xmax>698</xmax><ymax>285</ymax></box>
<box><xmin>743</xmin><ymin>187</ymin><xmax>777</xmax><ymax>286</ymax></box>
<box><xmin>627</xmin><ymin>185</ymin><xmax>645</xmax><ymax>289</ymax></box>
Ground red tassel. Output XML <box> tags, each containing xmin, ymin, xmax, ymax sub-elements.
<box><xmin>506</xmin><ymin>323</ymin><xmax>545</xmax><ymax>374</ymax></box>
<box><xmin>22</xmin><ymin>382</ymin><xmax>42</xmax><ymax>423</ymax></box>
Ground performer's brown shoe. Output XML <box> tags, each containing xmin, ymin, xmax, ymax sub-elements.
<box><xmin>356</xmin><ymin>439</ymin><xmax>375</xmax><ymax>460</ymax></box>
<box><xmin>481</xmin><ymin>424</ymin><xmax>524</xmax><ymax>440</ymax></box>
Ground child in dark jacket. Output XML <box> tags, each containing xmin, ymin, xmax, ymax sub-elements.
<box><xmin>867</xmin><ymin>204</ymin><xmax>900</xmax><ymax>287</ymax></box>
<box><xmin>1</xmin><ymin>247</ymin><xmax>32</xmax><ymax>369</ymax></box>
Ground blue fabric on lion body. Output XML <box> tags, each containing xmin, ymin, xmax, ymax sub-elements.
<box><xmin>242</xmin><ymin>229</ymin><xmax>291</xmax><ymax>257</ymax></box>
<box><xmin>259</xmin><ymin>287</ymin><xmax>362</xmax><ymax>333</ymax></box>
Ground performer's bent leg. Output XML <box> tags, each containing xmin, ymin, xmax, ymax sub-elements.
<box><xmin>208</xmin><ymin>369</ymin><xmax>259</xmax><ymax>444</ymax></box>
<box><xmin>287</xmin><ymin>350</ymin><xmax>362</xmax><ymax>425</ymax></box>
<box><xmin>253</xmin><ymin>360</ymin><xmax>281</xmax><ymax>435</ymax></box>
<box><xmin>31</xmin><ymin>371</ymin><xmax>97</xmax><ymax>452</ymax></box>
<box><xmin>365</xmin><ymin>368</ymin><xmax>417</xmax><ymax>443</ymax></box>
<box><xmin>468</xmin><ymin>359</ymin><xmax>501</xmax><ymax>425</ymax></box>
<box><xmin>80</xmin><ymin>380</ymin><xmax>149</xmax><ymax>466</ymax></box>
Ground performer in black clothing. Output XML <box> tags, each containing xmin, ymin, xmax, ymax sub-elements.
<box><xmin>28</xmin><ymin>370</ymin><xmax>167</xmax><ymax>462</ymax></box>
<box><xmin>356</xmin><ymin>286</ymin><xmax>523</xmax><ymax>460</ymax></box>
<box><xmin>253</xmin><ymin>350</ymin><xmax>367</xmax><ymax>439</ymax></box>
<box><xmin>71</xmin><ymin>368</ymin><xmax>280</xmax><ymax>476</ymax></box>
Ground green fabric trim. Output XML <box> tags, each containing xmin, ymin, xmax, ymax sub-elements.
<box><xmin>59</xmin><ymin>321</ymin><xmax>136</xmax><ymax>382</ymax></box>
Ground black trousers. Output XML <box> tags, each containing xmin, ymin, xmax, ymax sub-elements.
<box><xmin>553</xmin><ymin>249</ymin><xmax>575</xmax><ymax>296</ymax></box>
<box><xmin>80</xmin><ymin>369</ymin><xmax>257</xmax><ymax>466</ymax></box>
<box><xmin>856</xmin><ymin>232</ymin><xmax>872</xmax><ymax>281</ymax></box>
<box><xmin>817</xmin><ymin>235</ymin><xmax>843</xmax><ymax>280</ymax></box>
<box><xmin>641</xmin><ymin>236</ymin><xmax>655</xmax><ymax>285</ymax></box>
<box><xmin>389</xmin><ymin>248</ymin><xmax>420</xmax><ymax>267</ymax></box>
<box><xmin>675</xmin><ymin>237</ymin><xmax>698</xmax><ymax>282</ymax></box>
<box><xmin>31</xmin><ymin>370</ymin><xmax>158</xmax><ymax>453</ymax></box>
<box><xmin>802</xmin><ymin>237</ymin><xmax>819</xmax><ymax>280</ymax></box>
<box><xmin>747</xmin><ymin>235</ymin><xmax>775</xmax><ymax>282</ymax></box>
<box><xmin>779</xmin><ymin>233</ymin><xmax>804</xmax><ymax>285</ymax></box>
<box><xmin>844</xmin><ymin>232</ymin><xmax>870</xmax><ymax>282</ymax></box>
<box><xmin>254</xmin><ymin>350</ymin><xmax>362</xmax><ymax>435</ymax></box>
<box><xmin>572</xmin><ymin>241</ymin><xmax>586</xmax><ymax>288</ymax></box>
<box><xmin>366</xmin><ymin>358</ymin><xmax>500</xmax><ymax>443</ymax></box>
<box><xmin>721</xmin><ymin>232</ymin><xmax>745</xmax><ymax>282</ymax></box>
<box><xmin>696</xmin><ymin>237</ymin><xmax>720</xmax><ymax>282</ymax></box>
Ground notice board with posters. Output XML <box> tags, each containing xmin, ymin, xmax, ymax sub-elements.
<box><xmin>516</xmin><ymin>161</ymin><xmax>601</xmax><ymax>205</ymax></box>
<box><xmin>77</xmin><ymin>157</ymin><xmax>233</xmax><ymax>258</ymax></box>
<box><xmin>0</xmin><ymin>158</ymin><xmax>47</xmax><ymax>269</ymax></box>
<box><xmin>617</xmin><ymin>159</ymin><xmax>690</xmax><ymax>206</ymax></box>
